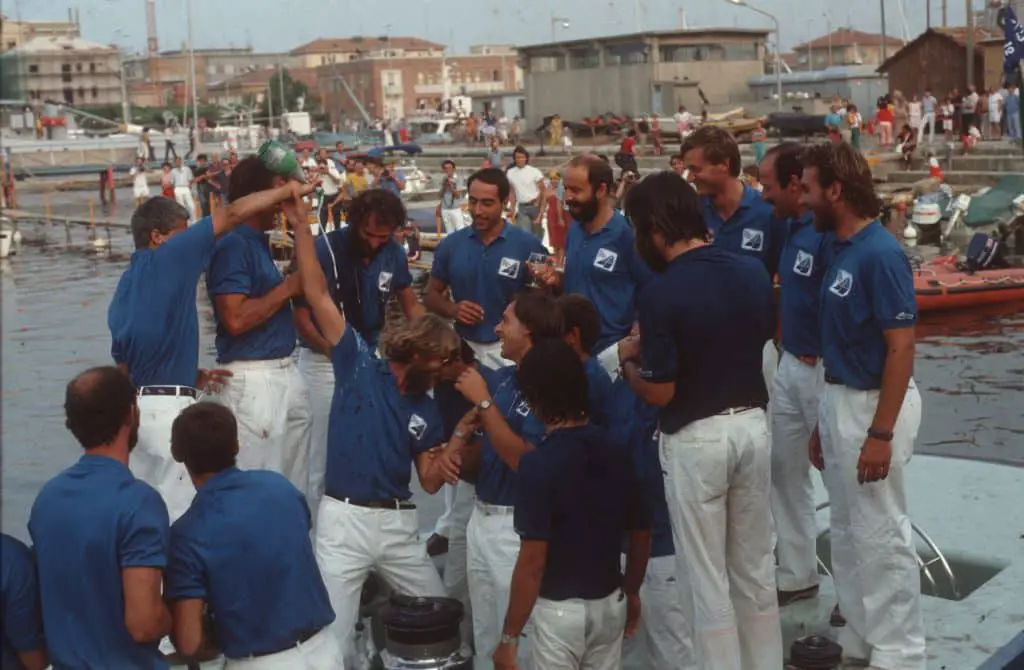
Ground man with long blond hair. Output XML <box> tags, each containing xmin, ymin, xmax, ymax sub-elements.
<box><xmin>282</xmin><ymin>192</ymin><xmax>465</xmax><ymax>665</ymax></box>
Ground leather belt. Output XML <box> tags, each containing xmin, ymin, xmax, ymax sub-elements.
<box><xmin>139</xmin><ymin>385</ymin><xmax>198</xmax><ymax>399</ymax></box>
<box><xmin>327</xmin><ymin>493</ymin><xmax>416</xmax><ymax>510</ymax></box>
<box><xmin>249</xmin><ymin>627</ymin><xmax>322</xmax><ymax>658</ymax></box>
<box><xmin>824</xmin><ymin>373</ymin><xmax>843</xmax><ymax>385</ymax></box>
<box><xmin>716</xmin><ymin>405</ymin><xmax>758</xmax><ymax>416</ymax></box>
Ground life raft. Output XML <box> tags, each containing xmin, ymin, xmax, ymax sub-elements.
<box><xmin>915</xmin><ymin>256</ymin><xmax>1024</xmax><ymax>312</ymax></box>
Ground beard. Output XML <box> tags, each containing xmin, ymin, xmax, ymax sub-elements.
<box><xmin>404</xmin><ymin>366</ymin><xmax>437</xmax><ymax>396</ymax></box>
<box><xmin>349</xmin><ymin>230</ymin><xmax>384</xmax><ymax>261</ymax></box>
<box><xmin>567</xmin><ymin>196</ymin><xmax>599</xmax><ymax>224</ymax></box>
<box><xmin>813</xmin><ymin>208</ymin><xmax>837</xmax><ymax>232</ymax></box>
<box><xmin>636</xmin><ymin>234</ymin><xmax>667</xmax><ymax>273</ymax></box>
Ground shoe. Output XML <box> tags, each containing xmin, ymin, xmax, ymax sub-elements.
<box><xmin>830</xmin><ymin>604</ymin><xmax>846</xmax><ymax>627</ymax></box>
<box><xmin>426</xmin><ymin>533</ymin><xmax>449</xmax><ymax>557</ymax></box>
<box><xmin>778</xmin><ymin>584</ymin><xmax>820</xmax><ymax>607</ymax></box>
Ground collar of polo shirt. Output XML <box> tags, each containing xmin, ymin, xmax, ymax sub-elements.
<box><xmin>468</xmin><ymin>219</ymin><xmax>511</xmax><ymax>241</ymax></box>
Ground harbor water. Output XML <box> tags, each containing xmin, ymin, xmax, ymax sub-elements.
<box><xmin>2</xmin><ymin>192</ymin><xmax>1024</xmax><ymax>542</ymax></box>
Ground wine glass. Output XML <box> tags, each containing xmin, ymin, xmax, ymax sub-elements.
<box><xmin>527</xmin><ymin>252</ymin><xmax>552</xmax><ymax>288</ymax></box>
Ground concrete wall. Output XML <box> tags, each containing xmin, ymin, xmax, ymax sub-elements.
<box><xmin>525</xmin><ymin>64</ymin><xmax>651</xmax><ymax>127</ymax></box>
<box><xmin>653</xmin><ymin>61</ymin><xmax>761</xmax><ymax>106</ymax></box>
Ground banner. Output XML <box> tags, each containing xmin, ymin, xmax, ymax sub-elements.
<box><xmin>1003</xmin><ymin>5</ymin><xmax>1024</xmax><ymax>74</ymax></box>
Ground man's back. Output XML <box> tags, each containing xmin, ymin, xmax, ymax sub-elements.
<box><xmin>29</xmin><ymin>455</ymin><xmax>169</xmax><ymax>669</ymax></box>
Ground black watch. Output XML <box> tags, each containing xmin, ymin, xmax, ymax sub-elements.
<box><xmin>867</xmin><ymin>427</ymin><xmax>894</xmax><ymax>442</ymax></box>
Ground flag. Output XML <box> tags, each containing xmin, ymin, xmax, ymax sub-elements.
<box><xmin>1002</xmin><ymin>5</ymin><xmax>1024</xmax><ymax>74</ymax></box>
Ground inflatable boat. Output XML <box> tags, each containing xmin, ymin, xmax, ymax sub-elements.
<box><xmin>915</xmin><ymin>256</ymin><xmax>1024</xmax><ymax>312</ymax></box>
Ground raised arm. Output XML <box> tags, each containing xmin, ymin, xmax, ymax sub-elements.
<box><xmin>211</xmin><ymin>181</ymin><xmax>314</xmax><ymax>238</ymax></box>
<box><xmin>284</xmin><ymin>197</ymin><xmax>347</xmax><ymax>346</ymax></box>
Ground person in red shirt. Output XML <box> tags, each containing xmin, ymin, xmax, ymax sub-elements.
<box><xmin>876</xmin><ymin>104</ymin><xmax>894</xmax><ymax>148</ymax></box>
<box><xmin>544</xmin><ymin>171</ymin><xmax>567</xmax><ymax>261</ymax></box>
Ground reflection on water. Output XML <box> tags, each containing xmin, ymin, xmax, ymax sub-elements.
<box><xmin>2</xmin><ymin>227</ymin><xmax>1023</xmax><ymax>541</ymax></box>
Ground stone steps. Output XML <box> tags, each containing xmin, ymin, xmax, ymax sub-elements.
<box><xmin>948</xmin><ymin>156</ymin><xmax>1024</xmax><ymax>172</ymax></box>
<box><xmin>884</xmin><ymin>169</ymin><xmax>1005</xmax><ymax>187</ymax></box>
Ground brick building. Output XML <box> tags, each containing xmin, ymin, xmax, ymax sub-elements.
<box><xmin>207</xmin><ymin>66</ymin><xmax>319</xmax><ymax>107</ymax></box>
<box><xmin>792</xmin><ymin>29</ymin><xmax>906</xmax><ymax>71</ymax></box>
<box><xmin>290</xmin><ymin>36</ymin><xmax>443</xmax><ymax>69</ymax></box>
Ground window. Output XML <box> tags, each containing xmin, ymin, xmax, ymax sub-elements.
<box><xmin>568</xmin><ymin>48</ymin><xmax>600</xmax><ymax>70</ymax></box>
<box><xmin>722</xmin><ymin>43</ymin><xmax>758</xmax><ymax>61</ymax></box>
<box><xmin>605</xmin><ymin>43</ymin><xmax>648</xmax><ymax>66</ymax></box>
<box><xmin>28</xmin><ymin>64</ymin><xmax>39</xmax><ymax>73</ymax></box>
<box><xmin>417</xmin><ymin>72</ymin><xmax>425</xmax><ymax>84</ymax></box>
<box><xmin>61</xmin><ymin>63</ymin><xmax>72</xmax><ymax>83</ymax></box>
<box><xmin>91</xmin><ymin>86</ymin><xmax>98</xmax><ymax>99</ymax></box>
<box><xmin>660</xmin><ymin>43</ymin><xmax>760</xmax><ymax>62</ymax></box>
<box><xmin>76</xmin><ymin>63</ymin><xmax>83</xmax><ymax>72</ymax></box>
<box><xmin>78</xmin><ymin>86</ymin><xmax>85</xmax><ymax>100</ymax></box>
<box><xmin>89</xmin><ymin>63</ymin><xmax>96</xmax><ymax>73</ymax></box>
<box><xmin>493</xmin><ymin>69</ymin><xmax>500</xmax><ymax>81</ymax></box>
<box><xmin>528</xmin><ymin>55</ymin><xmax>563</xmax><ymax>73</ymax></box>
<box><xmin>63</xmin><ymin>87</ymin><xmax>74</xmax><ymax>103</ymax></box>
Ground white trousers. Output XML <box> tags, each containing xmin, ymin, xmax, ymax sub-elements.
<box><xmin>762</xmin><ymin>340</ymin><xmax>779</xmax><ymax>396</ymax></box>
<box><xmin>660</xmin><ymin>409</ymin><xmax>783</xmax><ymax>670</ymax></box>
<box><xmin>219</xmin><ymin>357</ymin><xmax>312</xmax><ymax>495</ymax></box>
<box><xmin>314</xmin><ymin>497</ymin><xmax>446</xmax><ymax>665</ymax></box>
<box><xmin>441</xmin><ymin>481</ymin><xmax>477</xmax><ymax>654</ymax></box>
<box><xmin>174</xmin><ymin>186</ymin><xmax>196</xmax><ymax>220</ymax></box>
<box><xmin>620</xmin><ymin>555</ymin><xmax>696</xmax><ymax>670</ymax></box>
<box><xmin>819</xmin><ymin>380</ymin><xmax>924</xmax><ymax>670</ymax></box>
<box><xmin>441</xmin><ymin>208</ymin><xmax>469</xmax><ymax>234</ymax></box>
<box><xmin>467</xmin><ymin>504</ymin><xmax>533</xmax><ymax>670</ymax></box>
<box><xmin>466</xmin><ymin>340</ymin><xmax>512</xmax><ymax>371</ymax></box>
<box><xmin>224</xmin><ymin>628</ymin><xmax>342</xmax><ymax>669</ymax></box>
<box><xmin>131</xmin><ymin>392</ymin><xmax>198</xmax><ymax>524</ymax></box>
<box><xmin>917</xmin><ymin>113</ymin><xmax>936</xmax><ymax>145</ymax></box>
<box><xmin>530</xmin><ymin>590</ymin><xmax>626</xmax><ymax>670</ymax></box>
<box><xmin>297</xmin><ymin>348</ymin><xmax>333</xmax><ymax>524</ymax></box>
<box><xmin>769</xmin><ymin>352</ymin><xmax>824</xmax><ymax>591</ymax></box>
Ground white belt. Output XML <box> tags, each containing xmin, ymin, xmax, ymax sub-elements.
<box><xmin>475</xmin><ymin>501</ymin><xmax>514</xmax><ymax>516</ymax></box>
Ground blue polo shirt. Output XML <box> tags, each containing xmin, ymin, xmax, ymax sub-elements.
<box><xmin>325</xmin><ymin>328</ymin><xmax>444</xmax><ymax>501</ymax></box>
<box><xmin>583</xmin><ymin>355</ymin><xmax>621</xmax><ymax>439</ymax></box>
<box><xmin>206</xmin><ymin>224</ymin><xmax>297</xmax><ymax>363</ymax></box>
<box><xmin>638</xmin><ymin>246</ymin><xmax>774</xmax><ymax>434</ymax></box>
<box><xmin>435</xmin><ymin>366</ymin><xmax>502</xmax><ymax>441</ymax></box>
<box><xmin>475</xmin><ymin>367</ymin><xmax>547</xmax><ymax>506</ymax></box>
<box><xmin>514</xmin><ymin>424</ymin><xmax>649</xmax><ymax>601</ymax></box>
<box><xmin>28</xmin><ymin>455</ymin><xmax>170</xmax><ymax>670</ymax></box>
<box><xmin>297</xmin><ymin>228</ymin><xmax>412</xmax><ymax>350</ymax></box>
<box><xmin>109</xmin><ymin>217</ymin><xmax>215</xmax><ymax>387</ymax></box>
<box><xmin>702</xmin><ymin>185</ymin><xmax>788</xmax><ymax>278</ymax></box>
<box><xmin>430</xmin><ymin>222</ymin><xmax>546</xmax><ymax>344</ymax></box>
<box><xmin>165</xmin><ymin>468</ymin><xmax>334</xmax><ymax>659</ymax></box>
<box><xmin>564</xmin><ymin>214</ymin><xmax>654</xmax><ymax>353</ymax></box>
<box><xmin>820</xmin><ymin>220</ymin><xmax>917</xmax><ymax>390</ymax></box>
<box><xmin>777</xmin><ymin>212</ymin><xmax>832</xmax><ymax>358</ymax></box>
<box><xmin>2</xmin><ymin>534</ymin><xmax>45</xmax><ymax>669</ymax></box>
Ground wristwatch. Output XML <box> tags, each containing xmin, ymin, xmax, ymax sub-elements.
<box><xmin>500</xmin><ymin>633</ymin><xmax>520</xmax><ymax>645</ymax></box>
<box><xmin>477</xmin><ymin>399</ymin><xmax>493</xmax><ymax>411</ymax></box>
<box><xmin>453</xmin><ymin>428</ymin><xmax>467</xmax><ymax>440</ymax></box>
<box><xmin>867</xmin><ymin>427</ymin><xmax>894</xmax><ymax>442</ymax></box>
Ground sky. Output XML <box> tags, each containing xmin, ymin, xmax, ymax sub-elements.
<box><xmin>9</xmin><ymin>0</ymin><xmax>976</xmax><ymax>55</ymax></box>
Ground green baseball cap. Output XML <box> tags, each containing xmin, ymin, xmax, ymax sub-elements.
<box><xmin>257</xmin><ymin>140</ymin><xmax>307</xmax><ymax>183</ymax></box>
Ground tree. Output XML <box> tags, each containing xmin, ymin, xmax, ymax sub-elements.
<box><xmin>263</xmin><ymin>68</ymin><xmax>319</xmax><ymax>118</ymax></box>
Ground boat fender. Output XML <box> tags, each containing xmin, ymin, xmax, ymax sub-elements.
<box><xmin>789</xmin><ymin>634</ymin><xmax>843</xmax><ymax>669</ymax></box>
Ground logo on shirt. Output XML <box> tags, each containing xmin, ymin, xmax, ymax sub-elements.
<box><xmin>498</xmin><ymin>257</ymin><xmax>521</xmax><ymax>279</ymax></box>
<box><xmin>793</xmin><ymin>250</ymin><xmax>814</xmax><ymax>277</ymax></box>
<box><xmin>408</xmin><ymin>414</ymin><xmax>427</xmax><ymax>441</ymax></box>
<box><xmin>829</xmin><ymin>269</ymin><xmax>854</xmax><ymax>298</ymax></box>
<box><xmin>741</xmin><ymin>228</ymin><xmax>765</xmax><ymax>252</ymax></box>
<box><xmin>515</xmin><ymin>400</ymin><xmax>531</xmax><ymax>417</ymax></box>
<box><xmin>378</xmin><ymin>271</ymin><xmax>393</xmax><ymax>293</ymax></box>
<box><xmin>594</xmin><ymin>248</ymin><xmax>618</xmax><ymax>272</ymax></box>
<box><xmin>895</xmin><ymin>311</ymin><xmax>915</xmax><ymax>321</ymax></box>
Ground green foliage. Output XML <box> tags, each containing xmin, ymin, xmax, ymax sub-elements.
<box><xmin>263</xmin><ymin>68</ymin><xmax>320</xmax><ymax>116</ymax></box>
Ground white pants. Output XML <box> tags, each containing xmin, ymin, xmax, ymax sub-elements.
<box><xmin>465</xmin><ymin>340</ymin><xmax>512</xmax><ymax>371</ymax></box>
<box><xmin>441</xmin><ymin>208</ymin><xmax>468</xmax><ymax>234</ymax></box>
<box><xmin>297</xmin><ymin>348</ymin><xmax>333</xmax><ymax>524</ymax></box>
<box><xmin>621</xmin><ymin>555</ymin><xmax>696</xmax><ymax>670</ymax></box>
<box><xmin>762</xmin><ymin>340</ymin><xmax>779</xmax><ymax>395</ymax></box>
<box><xmin>131</xmin><ymin>392</ymin><xmax>198</xmax><ymax>524</ymax></box>
<box><xmin>314</xmin><ymin>497</ymin><xmax>446</xmax><ymax>665</ymax></box>
<box><xmin>441</xmin><ymin>481</ymin><xmax>477</xmax><ymax>654</ymax></box>
<box><xmin>224</xmin><ymin>628</ymin><xmax>342</xmax><ymax>669</ymax></box>
<box><xmin>219</xmin><ymin>357</ymin><xmax>312</xmax><ymax>495</ymax></box>
<box><xmin>769</xmin><ymin>352</ymin><xmax>824</xmax><ymax>591</ymax></box>
<box><xmin>530</xmin><ymin>590</ymin><xmax>626</xmax><ymax>670</ymax></box>
<box><xmin>819</xmin><ymin>380</ymin><xmax>924</xmax><ymax>670</ymax></box>
<box><xmin>917</xmin><ymin>113</ymin><xmax>936</xmax><ymax>145</ymax></box>
<box><xmin>660</xmin><ymin>409</ymin><xmax>783</xmax><ymax>670</ymax></box>
<box><xmin>467</xmin><ymin>503</ymin><xmax>533</xmax><ymax>670</ymax></box>
<box><xmin>174</xmin><ymin>186</ymin><xmax>196</xmax><ymax>220</ymax></box>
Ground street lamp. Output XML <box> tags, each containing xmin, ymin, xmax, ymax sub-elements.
<box><xmin>726</xmin><ymin>0</ymin><xmax>783</xmax><ymax>111</ymax></box>
<box><xmin>550</xmin><ymin>12</ymin><xmax>570</xmax><ymax>43</ymax></box>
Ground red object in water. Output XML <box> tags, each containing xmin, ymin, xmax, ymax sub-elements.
<box><xmin>40</xmin><ymin>116</ymin><xmax>66</xmax><ymax>127</ymax></box>
<box><xmin>915</xmin><ymin>258</ymin><xmax>1024</xmax><ymax>312</ymax></box>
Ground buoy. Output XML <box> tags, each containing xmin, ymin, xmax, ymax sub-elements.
<box><xmin>904</xmin><ymin>221</ymin><xmax>919</xmax><ymax>240</ymax></box>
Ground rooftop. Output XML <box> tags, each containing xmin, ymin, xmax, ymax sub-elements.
<box><xmin>794</xmin><ymin>28</ymin><xmax>906</xmax><ymax>50</ymax></box>
<box><xmin>518</xmin><ymin>27</ymin><xmax>770</xmax><ymax>52</ymax></box>
<box><xmin>876</xmin><ymin>27</ymin><xmax>1007</xmax><ymax>71</ymax></box>
<box><xmin>208</xmin><ymin>66</ymin><xmax>318</xmax><ymax>91</ymax></box>
<box><xmin>5</xmin><ymin>36</ymin><xmax>116</xmax><ymax>55</ymax></box>
<box><xmin>290</xmin><ymin>36</ymin><xmax>444</xmax><ymax>56</ymax></box>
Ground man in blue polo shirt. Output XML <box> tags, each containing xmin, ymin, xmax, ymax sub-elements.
<box><xmin>494</xmin><ymin>339</ymin><xmax>651</xmax><ymax>670</ymax></box>
<box><xmin>557</xmin><ymin>293</ymin><xmax>623</xmax><ymax>433</ymax></box>
<box><xmin>425</xmin><ymin>167</ymin><xmax>546</xmax><ymax>371</ymax></box>
<box><xmin>451</xmin><ymin>292</ymin><xmax>563</xmax><ymax>670</ymax></box>
<box><xmin>206</xmin><ymin>145</ymin><xmax>313</xmax><ymax>495</ymax></box>
<box><xmin>759</xmin><ymin>142</ymin><xmax>832</xmax><ymax>608</ymax></box>
<box><xmin>286</xmin><ymin>194</ymin><xmax>462</xmax><ymax>664</ymax></box>
<box><xmin>165</xmin><ymin>403</ymin><xmax>339</xmax><ymax>667</ymax></box>
<box><xmin>536</xmin><ymin>154</ymin><xmax>653</xmax><ymax>355</ymax></box>
<box><xmin>1</xmin><ymin>534</ymin><xmax>47</xmax><ymax>670</ymax></box>
<box><xmin>29</xmin><ymin>367</ymin><xmax>172</xmax><ymax>669</ymax></box>
<box><xmin>109</xmin><ymin>181</ymin><xmax>312</xmax><ymax>524</ymax></box>
<box><xmin>620</xmin><ymin>171</ymin><xmax>782</xmax><ymax>670</ymax></box>
<box><xmin>800</xmin><ymin>142</ymin><xmax>924</xmax><ymax>670</ymax></box>
<box><xmin>294</xmin><ymin>188</ymin><xmax>425</xmax><ymax>524</ymax></box>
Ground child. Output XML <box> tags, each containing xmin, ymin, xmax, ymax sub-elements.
<box><xmin>561</xmin><ymin>125</ymin><xmax>573</xmax><ymax>155</ymax></box>
<box><xmin>940</xmin><ymin>99</ymin><xmax>955</xmax><ymax>141</ymax></box>
<box><xmin>847</xmin><ymin>105</ymin><xmax>863</xmax><ymax>150</ymax></box>
<box><xmin>895</xmin><ymin>124</ymin><xmax>917</xmax><ymax>169</ymax></box>
<box><xmin>751</xmin><ymin>121</ymin><xmax>767</xmax><ymax>164</ymax></box>
<box><xmin>962</xmin><ymin>124</ymin><xmax>982</xmax><ymax>153</ymax></box>
<box><xmin>160</xmin><ymin>162</ymin><xmax>174</xmax><ymax>199</ymax></box>
<box><xmin>742</xmin><ymin>164</ymin><xmax>763</xmax><ymax>192</ymax></box>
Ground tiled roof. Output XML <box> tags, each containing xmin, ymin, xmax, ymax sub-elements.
<box><xmin>933</xmin><ymin>26</ymin><xmax>1003</xmax><ymax>45</ymax></box>
<box><xmin>794</xmin><ymin>28</ymin><xmax>905</xmax><ymax>50</ymax></box>
<box><xmin>290</xmin><ymin>36</ymin><xmax>443</xmax><ymax>56</ymax></box>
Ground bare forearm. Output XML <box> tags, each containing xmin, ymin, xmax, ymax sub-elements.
<box><xmin>424</xmin><ymin>285</ymin><xmax>457</xmax><ymax>319</ymax></box>
<box><xmin>213</xmin><ymin>183</ymin><xmax>291</xmax><ymax>236</ymax></box>
<box><xmin>503</xmin><ymin>559</ymin><xmax>544</xmax><ymax>638</ymax></box>
<box><xmin>226</xmin><ymin>284</ymin><xmax>294</xmax><ymax>335</ymax></box>
<box><xmin>623</xmin><ymin>361</ymin><xmax>668</xmax><ymax>407</ymax></box>
<box><xmin>622</xmin><ymin>530</ymin><xmax>651</xmax><ymax>595</ymax></box>
<box><xmin>872</xmin><ymin>343</ymin><xmax>915</xmax><ymax>432</ymax></box>
<box><xmin>294</xmin><ymin>306</ymin><xmax>333</xmax><ymax>355</ymax></box>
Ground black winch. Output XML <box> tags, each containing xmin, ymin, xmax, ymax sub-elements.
<box><xmin>787</xmin><ymin>634</ymin><xmax>843</xmax><ymax>670</ymax></box>
<box><xmin>379</xmin><ymin>593</ymin><xmax>470</xmax><ymax>669</ymax></box>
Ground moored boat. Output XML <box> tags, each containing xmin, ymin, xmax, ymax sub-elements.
<box><xmin>915</xmin><ymin>256</ymin><xmax>1024</xmax><ymax>312</ymax></box>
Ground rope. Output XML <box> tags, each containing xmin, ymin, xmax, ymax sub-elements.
<box><xmin>925</xmin><ymin>275</ymin><xmax>1024</xmax><ymax>288</ymax></box>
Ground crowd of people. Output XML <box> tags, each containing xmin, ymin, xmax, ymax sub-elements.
<box><xmin>2</xmin><ymin>126</ymin><xmax>926</xmax><ymax>670</ymax></box>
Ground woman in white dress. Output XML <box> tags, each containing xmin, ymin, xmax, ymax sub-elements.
<box><xmin>988</xmin><ymin>88</ymin><xmax>1003</xmax><ymax>140</ymax></box>
<box><xmin>130</xmin><ymin>157</ymin><xmax>150</xmax><ymax>206</ymax></box>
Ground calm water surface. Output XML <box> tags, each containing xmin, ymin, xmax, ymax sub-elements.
<box><xmin>2</xmin><ymin>210</ymin><xmax>1023</xmax><ymax>541</ymax></box>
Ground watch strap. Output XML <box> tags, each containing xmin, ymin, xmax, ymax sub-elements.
<box><xmin>500</xmin><ymin>633</ymin><xmax>520</xmax><ymax>645</ymax></box>
<box><xmin>867</xmin><ymin>427</ymin><xmax>894</xmax><ymax>442</ymax></box>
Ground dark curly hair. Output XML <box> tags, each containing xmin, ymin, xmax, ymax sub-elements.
<box><xmin>347</xmin><ymin>188</ymin><xmax>407</xmax><ymax>232</ymax></box>
<box><xmin>800</xmin><ymin>142</ymin><xmax>881</xmax><ymax>219</ymax></box>
<box><xmin>517</xmin><ymin>339</ymin><xmax>589</xmax><ymax>425</ymax></box>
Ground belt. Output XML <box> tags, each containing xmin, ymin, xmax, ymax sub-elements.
<box><xmin>249</xmin><ymin>627</ymin><xmax>322</xmax><ymax>659</ymax></box>
<box><xmin>475</xmin><ymin>501</ymin><xmax>514</xmax><ymax>515</ymax></box>
<box><xmin>824</xmin><ymin>373</ymin><xmax>842</xmax><ymax>385</ymax></box>
<box><xmin>326</xmin><ymin>493</ymin><xmax>416</xmax><ymax>510</ymax></box>
<box><xmin>716</xmin><ymin>405</ymin><xmax>758</xmax><ymax>416</ymax></box>
<box><xmin>139</xmin><ymin>385</ymin><xmax>198</xmax><ymax>399</ymax></box>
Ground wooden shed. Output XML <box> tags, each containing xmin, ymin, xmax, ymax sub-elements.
<box><xmin>876</xmin><ymin>28</ymin><xmax>1005</xmax><ymax>97</ymax></box>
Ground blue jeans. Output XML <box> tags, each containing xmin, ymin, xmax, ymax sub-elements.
<box><xmin>1007</xmin><ymin>110</ymin><xmax>1022</xmax><ymax>140</ymax></box>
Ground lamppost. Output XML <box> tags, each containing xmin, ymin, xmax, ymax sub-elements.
<box><xmin>727</xmin><ymin>0</ymin><xmax>783</xmax><ymax>111</ymax></box>
<box><xmin>550</xmin><ymin>12</ymin><xmax>570</xmax><ymax>42</ymax></box>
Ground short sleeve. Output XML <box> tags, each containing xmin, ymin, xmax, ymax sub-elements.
<box><xmin>1</xmin><ymin>539</ymin><xmax>45</xmax><ymax>652</ymax></box>
<box><xmin>119</xmin><ymin>485</ymin><xmax>170</xmax><ymax>569</ymax></box>
<box><xmin>870</xmin><ymin>250</ymin><xmax>917</xmax><ymax>329</ymax></box>
<box><xmin>164</xmin><ymin>523</ymin><xmax>207</xmax><ymax>601</ymax></box>
<box><xmin>206</xmin><ymin>236</ymin><xmax>252</xmax><ymax>297</ymax></box>
<box><xmin>621</xmin><ymin>455</ymin><xmax>651</xmax><ymax>532</ymax></box>
<box><xmin>331</xmin><ymin>327</ymin><xmax>370</xmax><ymax>383</ymax></box>
<box><xmin>409</xmin><ymin>401</ymin><xmax>444</xmax><ymax>456</ymax></box>
<box><xmin>159</xmin><ymin>216</ymin><xmax>216</xmax><ymax>280</ymax></box>
<box><xmin>637</xmin><ymin>286</ymin><xmax>678</xmax><ymax>383</ymax></box>
<box><xmin>392</xmin><ymin>247</ymin><xmax>413</xmax><ymax>291</ymax></box>
<box><xmin>520</xmin><ymin>410</ymin><xmax>547</xmax><ymax>447</ymax></box>
<box><xmin>513</xmin><ymin>452</ymin><xmax>553</xmax><ymax>541</ymax></box>
<box><xmin>430</xmin><ymin>235</ymin><xmax>453</xmax><ymax>285</ymax></box>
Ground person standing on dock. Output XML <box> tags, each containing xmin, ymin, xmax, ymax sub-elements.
<box><xmin>164</xmin><ymin>126</ymin><xmax>177</xmax><ymax>162</ymax></box>
<box><xmin>505</xmin><ymin>147</ymin><xmax>546</xmax><ymax>238</ymax></box>
<box><xmin>439</xmin><ymin>159</ymin><xmax>467</xmax><ymax>234</ymax></box>
<box><xmin>425</xmin><ymin>167</ymin><xmax>546</xmax><ymax>371</ymax></box>
<box><xmin>205</xmin><ymin>143</ymin><xmax>315</xmax><ymax>495</ymax></box>
<box><xmin>758</xmin><ymin>143</ymin><xmax>831</xmax><ymax>610</ymax></box>
<box><xmin>620</xmin><ymin>170</ymin><xmax>783</xmax><ymax>670</ymax></box>
<box><xmin>170</xmin><ymin>157</ymin><xmax>196</xmax><ymax>222</ymax></box>
<box><xmin>108</xmin><ymin>179</ymin><xmax>315</xmax><ymax>523</ymax></box>
<box><xmin>800</xmin><ymin>142</ymin><xmax>925</xmax><ymax>670</ymax></box>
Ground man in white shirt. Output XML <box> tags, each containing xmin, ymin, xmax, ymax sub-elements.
<box><xmin>988</xmin><ymin>88</ymin><xmax>1003</xmax><ymax>139</ymax></box>
<box><xmin>438</xmin><ymin>159</ymin><xmax>467</xmax><ymax>233</ymax></box>
<box><xmin>674</xmin><ymin>105</ymin><xmax>694</xmax><ymax>138</ymax></box>
<box><xmin>313</xmin><ymin>148</ymin><xmax>344</xmax><ymax>231</ymax></box>
<box><xmin>170</xmin><ymin>156</ymin><xmax>195</xmax><ymax>222</ymax></box>
<box><xmin>506</xmin><ymin>146</ymin><xmax>545</xmax><ymax>238</ymax></box>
